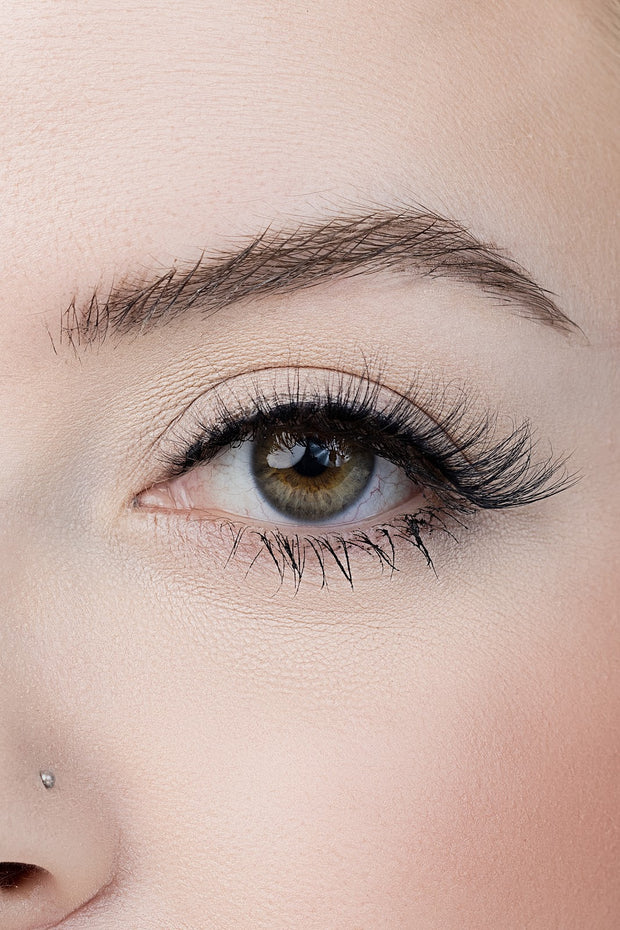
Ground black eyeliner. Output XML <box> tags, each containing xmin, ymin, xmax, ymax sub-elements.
<box><xmin>151</xmin><ymin>370</ymin><xmax>577</xmax><ymax>587</ymax></box>
<box><xmin>161</xmin><ymin>375</ymin><xmax>576</xmax><ymax>513</ymax></box>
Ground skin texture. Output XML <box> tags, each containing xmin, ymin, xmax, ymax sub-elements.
<box><xmin>0</xmin><ymin>1</ymin><xmax>618</xmax><ymax>927</ymax></box>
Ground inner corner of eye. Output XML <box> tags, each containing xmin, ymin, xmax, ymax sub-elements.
<box><xmin>136</xmin><ymin>479</ymin><xmax>180</xmax><ymax>510</ymax></box>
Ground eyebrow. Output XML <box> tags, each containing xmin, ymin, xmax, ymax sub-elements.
<box><xmin>59</xmin><ymin>207</ymin><xmax>577</xmax><ymax>349</ymax></box>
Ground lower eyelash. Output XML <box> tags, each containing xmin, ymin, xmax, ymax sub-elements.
<box><xmin>217</xmin><ymin>506</ymin><xmax>465</xmax><ymax>590</ymax></box>
<box><xmin>148</xmin><ymin>366</ymin><xmax>577</xmax><ymax>590</ymax></box>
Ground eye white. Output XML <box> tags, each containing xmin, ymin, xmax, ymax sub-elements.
<box><xmin>141</xmin><ymin>437</ymin><xmax>420</xmax><ymax>527</ymax></box>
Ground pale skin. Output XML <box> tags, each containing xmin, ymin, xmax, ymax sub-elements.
<box><xmin>0</xmin><ymin>1</ymin><xmax>618</xmax><ymax>928</ymax></box>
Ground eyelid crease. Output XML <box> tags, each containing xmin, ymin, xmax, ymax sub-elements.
<box><xmin>150</xmin><ymin>366</ymin><xmax>578</xmax><ymax>514</ymax></box>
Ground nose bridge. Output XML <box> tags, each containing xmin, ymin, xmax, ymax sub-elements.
<box><xmin>0</xmin><ymin>449</ymin><xmax>46</xmax><ymax>610</ymax></box>
<box><xmin>0</xmin><ymin>507</ymin><xmax>29</xmax><ymax>599</ymax></box>
<box><xmin>0</xmin><ymin>371</ymin><xmax>76</xmax><ymax>555</ymax></box>
<box><xmin>0</xmin><ymin>505</ymin><xmax>47</xmax><ymax>650</ymax></box>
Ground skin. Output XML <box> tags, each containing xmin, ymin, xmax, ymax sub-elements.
<box><xmin>0</xmin><ymin>0</ymin><xmax>618</xmax><ymax>927</ymax></box>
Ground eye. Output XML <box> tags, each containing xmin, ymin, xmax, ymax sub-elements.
<box><xmin>139</xmin><ymin>423</ymin><xmax>420</xmax><ymax>527</ymax></box>
<box><xmin>133</xmin><ymin>367</ymin><xmax>574</xmax><ymax>588</ymax></box>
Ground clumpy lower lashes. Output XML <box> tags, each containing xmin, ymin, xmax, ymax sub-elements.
<box><xmin>142</xmin><ymin>365</ymin><xmax>578</xmax><ymax>590</ymax></box>
<box><xmin>217</xmin><ymin>508</ymin><xmax>463</xmax><ymax>590</ymax></box>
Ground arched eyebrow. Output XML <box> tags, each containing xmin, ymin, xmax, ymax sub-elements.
<box><xmin>58</xmin><ymin>207</ymin><xmax>578</xmax><ymax>350</ymax></box>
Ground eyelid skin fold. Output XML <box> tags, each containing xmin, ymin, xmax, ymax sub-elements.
<box><xmin>134</xmin><ymin>365</ymin><xmax>577</xmax><ymax>589</ymax></box>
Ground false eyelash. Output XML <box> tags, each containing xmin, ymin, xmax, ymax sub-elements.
<box><xmin>152</xmin><ymin>371</ymin><xmax>577</xmax><ymax>587</ymax></box>
<box><xmin>159</xmin><ymin>371</ymin><xmax>577</xmax><ymax>513</ymax></box>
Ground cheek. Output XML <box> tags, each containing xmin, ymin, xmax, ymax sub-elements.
<box><xmin>411</xmin><ymin>631</ymin><xmax>618</xmax><ymax>926</ymax></box>
<box><xmin>218</xmin><ymin>603</ymin><xmax>619</xmax><ymax>928</ymax></box>
<box><xmin>407</xmin><ymin>658</ymin><xmax>619</xmax><ymax>926</ymax></box>
<box><xmin>10</xmin><ymin>535</ymin><xmax>617</xmax><ymax>928</ymax></box>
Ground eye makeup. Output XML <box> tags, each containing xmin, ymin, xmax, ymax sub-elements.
<box><xmin>136</xmin><ymin>366</ymin><xmax>577</xmax><ymax>588</ymax></box>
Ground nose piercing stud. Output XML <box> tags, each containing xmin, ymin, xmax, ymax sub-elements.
<box><xmin>39</xmin><ymin>770</ymin><xmax>55</xmax><ymax>790</ymax></box>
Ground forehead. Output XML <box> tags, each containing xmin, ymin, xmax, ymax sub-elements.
<box><xmin>0</xmin><ymin>0</ymin><xmax>617</xmax><ymax>339</ymax></box>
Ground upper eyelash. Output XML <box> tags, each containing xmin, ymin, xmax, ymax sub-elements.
<box><xmin>158</xmin><ymin>373</ymin><xmax>577</xmax><ymax>514</ymax></box>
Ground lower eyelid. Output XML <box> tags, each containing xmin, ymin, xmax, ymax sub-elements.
<box><xmin>135</xmin><ymin>502</ymin><xmax>464</xmax><ymax>590</ymax></box>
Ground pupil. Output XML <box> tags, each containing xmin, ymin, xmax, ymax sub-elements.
<box><xmin>292</xmin><ymin>440</ymin><xmax>332</xmax><ymax>479</ymax></box>
<box><xmin>252</xmin><ymin>428</ymin><xmax>375</xmax><ymax>523</ymax></box>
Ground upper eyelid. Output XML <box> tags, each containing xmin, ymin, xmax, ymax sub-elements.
<box><xmin>153</xmin><ymin>367</ymin><xmax>446</xmax><ymax>471</ymax></box>
<box><xmin>143</xmin><ymin>364</ymin><xmax>396</xmax><ymax>458</ymax></box>
<box><xmin>148</xmin><ymin>366</ymin><xmax>576</xmax><ymax>511</ymax></box>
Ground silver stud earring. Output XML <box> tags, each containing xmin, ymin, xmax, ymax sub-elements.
<box><xmin>39</xmin><ymin>770</ymin><xmax>55</xmax><ymax>790</ymax></box>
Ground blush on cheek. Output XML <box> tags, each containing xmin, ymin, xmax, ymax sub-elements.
<box><xmin>375</xmin><ymin>635</ymin><xmax>620</xmax><ymax>927</ymax></box>
<box><xmin>186</xmin><ymin>646</ymin><xmax>617</xmax><ymax>930</ymax></box>
<box><xmin>225</xmin><ymin>604</ymin><xmax>619</xmax><ymax>928</ymax></box>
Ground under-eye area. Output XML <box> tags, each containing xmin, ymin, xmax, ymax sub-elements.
<box><xmin>134</xmin><ymin>367</ymin><xmax>577</xmax><ymax>587</ymax></box>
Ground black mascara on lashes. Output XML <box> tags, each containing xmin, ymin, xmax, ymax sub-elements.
<box><xmin>149</xmin><ymin>373</ymin><xmax>577</xmax><ymax>586</ymax></box>
<box><xmin>159</xmin><ymin>378</ymin><xmax>575</xmax><ymax>513</ymax></box>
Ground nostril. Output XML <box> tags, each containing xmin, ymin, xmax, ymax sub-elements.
<box><xmin>0</xmin><ymin>862</ymin><xmax>46</xmax><ymax>892</ymax></box>
<box><xmin>0</xmin><ymin>759</ymin><xmax>120</xmax><ymax>928</ymax></box>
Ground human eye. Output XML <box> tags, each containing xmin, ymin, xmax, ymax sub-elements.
<box><xmin>135</xmin><ymin>366</ymin><xmax>575</xmax><ymax>588</ymax></box>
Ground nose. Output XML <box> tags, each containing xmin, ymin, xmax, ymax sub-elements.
<box><xmin>0</xmin><ymin>742</ymin><xmax>118</xmax><ymax>930</ymax></box>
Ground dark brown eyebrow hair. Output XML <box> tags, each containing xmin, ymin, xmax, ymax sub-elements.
<box><xmin>58</xmin><ymin>207</ymin><xmax>578</xmax><ymax>349</ymax></box>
